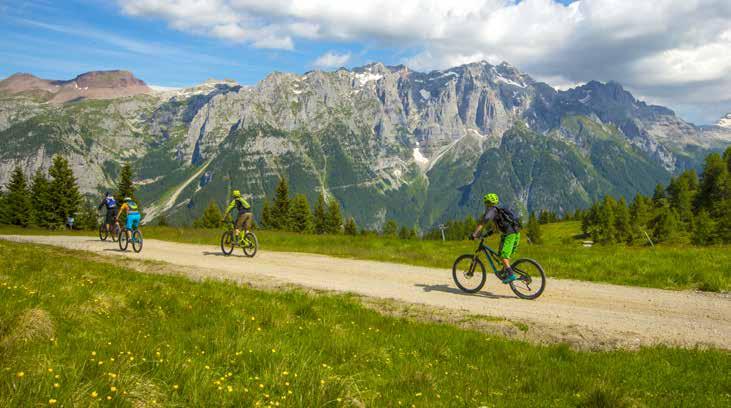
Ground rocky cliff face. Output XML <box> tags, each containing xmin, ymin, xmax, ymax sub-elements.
<box><xmin>0</xmin><ymin>63</ymin><xmax>729</xmax><ymax>228</ymax></box>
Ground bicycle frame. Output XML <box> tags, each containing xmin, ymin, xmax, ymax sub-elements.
<box><xmin>473</xmin><ymin>238</ymin><xmax>503</xmax><ymax>276</ymax></box>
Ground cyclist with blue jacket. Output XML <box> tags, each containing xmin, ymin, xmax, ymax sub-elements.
<box><xmin>98</xmin><ymin>192</ymin><xmax>119</xmax><ymax>233</ymax></box>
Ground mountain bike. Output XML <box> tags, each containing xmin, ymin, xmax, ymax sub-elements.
<box><xmin>98</xmin><ymin>219</ymin><xmax>121</xmax><ymax>242</ymax></box>
<box><xmin>220</xmin><ymin>222</ymin><xmax>258</xmax><ymax>257</ymax></box>
<box><xmin>118</xmin><ymin>224</ymin><xmax>143</xmax><ymax>253</ymax></box>
<box><xmin>452</xmin><ymin>235</ymin><xmax>546</xmax><ymax>299</ymax></box>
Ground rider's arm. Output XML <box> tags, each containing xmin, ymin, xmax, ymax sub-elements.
<box><xmin>224</xmin><ymin>199</ymin><xmax>236</xmax><ymax>217</ymax></box>
<box><xmin>241</xmin><ymin>198</ymin><xmax>250</xmax><ymax>210</ymax></box>
<box><xmin>116</xmin><ymin>203</ymin><xmax>128</xmax><ymax>221</ymax></box>
<box><xmin>472</xmin><ymin>208</ymin><xmax>496</xmax><ymax>238</ymax></box>
<box><xmin>98</xmin><ymin>199</ymin><xmax>105</xmax><ymax>210</ymax></box>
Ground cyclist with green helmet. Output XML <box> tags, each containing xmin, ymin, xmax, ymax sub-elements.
<box><xmin>224</xmin><ymin>190</ymin><xmax>252</xmax><ymax>242</ymax></box>
<box><xmin>471</xmin><ymin>193</ymin><xmax>520</xmax><ymax>283</ymax></box>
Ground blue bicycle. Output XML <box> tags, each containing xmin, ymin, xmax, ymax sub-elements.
<box><xmin>118</xmin><ymin>224</ymin><xmax>143</xmax><ymax>253</ymax></box>
<box><xmin>452</xmin><ymin>236</ymin><xmax>546</xmax><ymax>299</ymax></box>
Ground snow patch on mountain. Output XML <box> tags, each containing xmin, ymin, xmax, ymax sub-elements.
<box><xmin>354</xmin><ymin>72</ymin><xmax>383</xmax><ymax>86</ymax></box>
<box><xmin>413</xmin><ymin>147</ymin><xmax>429</xmax><ymax>167</ymax></box>
<box><xmin>718</xmin><ymin>113</ymin><xmax>731</xmax><ymax>129</ymax></box>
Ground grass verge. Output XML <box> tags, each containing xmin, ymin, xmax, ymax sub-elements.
<box><xmin>1</xmin><ymin>221</ymin><xmax>729</xmax><ymax>292</ymax></box>
<box><xmin>1</xmin><ymin>240</ymin><xmax>730</xmax><ymax>407</ymax></box>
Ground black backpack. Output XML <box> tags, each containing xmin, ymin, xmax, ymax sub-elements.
<box><xmin>496</xmin><ymin>207</ymin><xmax>522</xmax><ymax>231</ymax></box>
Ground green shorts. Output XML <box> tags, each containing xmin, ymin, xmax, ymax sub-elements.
<box><xmin>499</xmin><ymin>233</ymin><xmax>520</xmax><ymax>259</ymax></box>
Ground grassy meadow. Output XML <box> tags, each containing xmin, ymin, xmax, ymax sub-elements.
<box><xmin>1</xmin><ymin>240</ymin><xmax>730</xmax><ymax>407</ymax></box>
<box><xmin>1</xmin><ymin>221</ymin><xmax>729</xmax><ymax>292</ymax></box>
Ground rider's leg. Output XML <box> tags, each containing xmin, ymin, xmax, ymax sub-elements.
<box><xmin>499</xmin><ymin>233</ymin><xmax>520</xmax><ymax>282</ymax></box>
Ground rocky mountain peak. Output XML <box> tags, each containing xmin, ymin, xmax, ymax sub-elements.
<box><xmin>72</xmin><ymin>70</ymin><xmax>147</xmax><ymax>89</ymax></box>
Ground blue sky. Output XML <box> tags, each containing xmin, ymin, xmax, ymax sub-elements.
<box><xmin>0</xmin><ymin>0</ymin><xmax>729</xmax><ymax>124</ymax></box>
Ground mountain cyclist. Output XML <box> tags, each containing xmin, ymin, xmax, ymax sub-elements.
<box><xmin>224</xmin><ymin>190</ymin><xmax>252</xmax><ymax>243</ymax></box>
<box><xmin>116</xmin><ymin>197</ymin><xmax>141</xmax><ymax>241</ymax></box>
<box><xmin>98</xmin><ymin>192</ymin><xmax>119</xmax><ymax>233</ymax></box>
<box><xmin>471</xmin><ymin>193</ymin><xmax>521</xmax><ymax>283</ymax></box>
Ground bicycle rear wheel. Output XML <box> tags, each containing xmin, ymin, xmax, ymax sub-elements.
<box><xmin>221</xmin><ymin>230</ymin><xmax>234</xmax><ymax>255</ymax></box>
<box><xmin>509</xmin><ymin>259</ymin><xmax>546</xmax><ymax>300</ymax></box>
<box><xmin>452</xmin><ymin>254</ymin><xmax>486</xmax><ymax>293</ymax></box>
<box><xmin>242</xmin><ymin>232</ymin><xmax>258</xmax><ymax>257</ymax></box>
<box><xmin>118</xmin><ymin>229</ymin><xmax>129</xmax><ymax>251</ymax></box>
<box><xmin>111</xmin><ymin>224</ymin><xmax>120</xmax><ymax>242</ymax></box>
<box><xmin>99</xmin><ymin>224</ymin><xmax>108</xmax><ymax>241</ymax></box>
<box><xmin>132</xmin><ymin>230</ymin><xmax>143</xmax><ymax>253</ymax></box>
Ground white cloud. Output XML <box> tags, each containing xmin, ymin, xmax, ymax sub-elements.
<box><xmin>312</xmin><ymin>51</ymin><xmax>351</xmax><ymax>68</ymax></box>
<box><xmin>118</xmin><ymin>0</ymin><xmax>731</xmax><ymax>123</ymax></box>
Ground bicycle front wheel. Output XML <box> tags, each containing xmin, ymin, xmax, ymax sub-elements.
<box><xmin>452</xmin><ymin>255</ymin><xmax>486</xmax><ymax>293</ymax></box>
<box><xmin>132</xmin><ymin>230</ymin><xmax>143</xmax><ymax>253</ymax></box>
<box><xmin>221</xmin><ymin>230</ymin><xmax>234</xmax><ymax>255</ymax></box>
<box><xmin>509</xmin><ymin>259</ymin><xmax>546</xmax><ymax>300</ymax></box>
<box><xmin>242</xmin><ymin>232</ymin><xmax>258</xmax><ymax>257</ymax></box>
<box><xmin>118</xmin><ymin>229</ymin><xmax>129</xmax><ymax>251</ymax></box>
<box><xmin>99</xmin><ymin>224</ymin><xmax>108</xmax><ymax>241</ymax></box>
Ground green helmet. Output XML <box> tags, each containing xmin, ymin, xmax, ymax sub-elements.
<box><xmin>483</xmin><ymin>193</ymin><xmax>499</xmax><ymax>205</ymax></box>
<box><xmin>232</xmin><ymin>190</ymin><xmax>241</xmax><ymax>198</ymax></box>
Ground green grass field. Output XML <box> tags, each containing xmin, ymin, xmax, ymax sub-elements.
<box><xmin>2</xmin><ymin>221</ymin><xmax>729</xmax><ymax>292</ymax></box>
<box><xmin>1</xmin><ymin>240</ymin><xmax>729</xmax><ymax>407</ymax></box>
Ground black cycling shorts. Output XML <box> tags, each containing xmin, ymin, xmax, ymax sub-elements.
<box><xmin>105</xmin><ymin>208</ymin><xmax>118</xmax><ymax>224</ymax></box>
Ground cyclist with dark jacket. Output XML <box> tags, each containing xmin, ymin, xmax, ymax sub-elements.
<box><xmin>471</xmin><ymin>193</ymin><xmax>520</xmax><ymax>283</ymax></box>
<box><xmin>98</xmin><ymin>192</ymin><xmax>118</xmax><ymax>233</ymax></box>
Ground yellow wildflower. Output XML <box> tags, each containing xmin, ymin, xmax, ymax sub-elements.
<box><xmin>110</xmin><ymin>386</ymin><xmax>117</xmax><ymax>392</ymax></box>
<box><xmin>16</xmin><ymin>372</ymin><xmax>24</xmax><ymax>378</ymax></box>
<box><xmin>53</xmin><ymin>383</ymin><xmax>60</xmax><ymax>388</ymax></box>
<box><xmin>48</xmin><ymin>399</ymin><xmax>57</xmax><ymax>405</ymax></box>
<box><xmin>173</xmin><ymin>385</ymin><xmax>179</xmax><ymax>390</ymax></box>
<box><xmin>91</xmin><ymin>391</ymin><xmax>98</xmax><ymax>398</ymax></box>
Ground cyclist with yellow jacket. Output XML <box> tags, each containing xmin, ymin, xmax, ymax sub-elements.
<box><xmin>224</xmin><ymin>190</ymin><xmax>252</xmax><ymax>242</ymax></box>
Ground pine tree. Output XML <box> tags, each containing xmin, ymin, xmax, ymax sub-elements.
<box><xmin>5</xmin><ymin>166</ymin><xmax>32</xmax><ymax>227</ymax></box>
<box><xmin>344</xmin><ymin>217</ymin><xmax>357</xmax><ymax>235</ymax></box>
<box><xmin>590</xmin><ymin>196</ymin><xmax>617</xmax><ymax>244</ymax></box>
<box><xmin>271</xmin><ymin>177</ymin><xmax>290</xmax><ymax>230</ymax></box>
<box><xmin>629</xmin><ymin>193</ymin><xmax>653</xmax><ymax>238</ymax></box>
<box><xmin>0</xmin><ymin>188</ymin><xmax>7</xmax><ymax>225</ymax></box>
<box><xmin>261</xmin><ymin>199</ymin><xmax>272</xmax><ymax>229</ymax></box>
<box><xmin>116</xmin><ymin>163</ymin><xmax>136</xmax><ymax>200</ymax></box>
<box><xmin>325</xmin><ymin>198</ymin><xmax>343</xmax><ymax>234</ymax></box>
<box><xmin>667</xmin><ymin>174</ymin><xmax>694</xmax><ymax>228</ymax></box>
<box><xmin>692</xmin><ymin>210</ymin><xmax>717</xmax><ymax>246</ymax></box>
<box><xmin>715</xmin><ymin>199</ymin><xmax>731</xmax><ymax>243</ymax></box>
<box><xmin>48</xmin><ymin>156</ymin><xmax>82</xmax><ymax>227</ymax></box>
<box><xmin>313</xmin><ymin>194</ymin><xmax>327</xmax><ymax>234</ymax></box>
<box><xmin>197</xmin><ymin>201</ymin><xmax>223</xmax><ymax>228</ymax></box>
<box><xmin>650</xmin><ymin>204</ymin><xmax>680</xmax><ymax>243</ymax></box>
<box><xmin>76</xmin><ymin>199</ymin><xmax>99</xmax><ymax>230</ymax></box>
<box><xmin>382</xmin><ymin>219</ymin><xmax>398</xmax><ymax>237</ymax></box>
<box><xmin>157</xmin><ymin>214</ymin><xmax>169</xmax><ymax>227</ymax></box>
<box><xmin>288</xmin><ymin>194</ymin><xmax>313</xmax><ymax>233</ymax></box>
<box><xmin>652</xmin><ymin>184</ymin><xmax>666</xmax><ymax>208</ymax></box>
<box><xmin>29</xmin><ymin>169</ymin><xmax>53</xmax><ymax>228</ymax></box>
<box><xmin>526</xmin><ymin>212</ymin><xmax>542</xmax><ymax>244</ymax></box>
<box><xmin>614</xmin><ymin>197</ymin><xmax>632</xmax><ymax>244</ymax></box>
<box><xmin>695</xmin><ymin>152</ymin><xmax>728</xmax><ymax>218</ymax></box>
